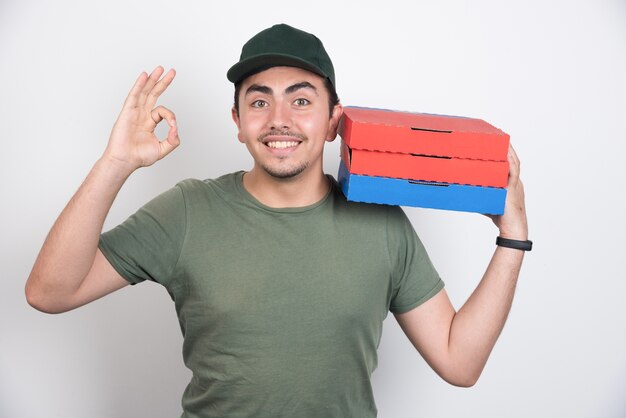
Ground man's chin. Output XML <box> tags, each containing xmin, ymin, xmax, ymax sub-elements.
<box><xmin>262</xmin><ymin>162</ymin><xmax>309</xmax><ymax>180</ymax></box>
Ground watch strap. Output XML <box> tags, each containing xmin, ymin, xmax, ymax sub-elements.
<box><xmin>496</xmin><ymin>236</ymin><xmax>533</xmax><ymax>251</ymax></box>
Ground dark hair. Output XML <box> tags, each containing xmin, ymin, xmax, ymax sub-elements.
<box><xmin>233</xmin><ymin>76</ymin><xmax>340</xmax><ymax>118</ymax></box>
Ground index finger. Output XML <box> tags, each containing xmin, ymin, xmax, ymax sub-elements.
<box><xmin>145</xmin><ymin>68</ymin><xmax>176</xmax><ymax>110</ymax></box>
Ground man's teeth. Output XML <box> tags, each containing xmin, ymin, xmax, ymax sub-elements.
<box><xmin>267</xmin><ymin>141</ymin><xmax>299</xmax><ymax>149</ymax></box>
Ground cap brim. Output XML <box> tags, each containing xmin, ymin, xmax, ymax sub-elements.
<box><xmin>227</xmin><ymin>53</ymin><xmax>326</xmax><ymax>84</ymax></box>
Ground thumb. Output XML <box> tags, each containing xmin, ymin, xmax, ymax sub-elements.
<box><xmin>158</xmin><ymin>118</ymin><xmax>180</xmax><ymax>160</ymax></box>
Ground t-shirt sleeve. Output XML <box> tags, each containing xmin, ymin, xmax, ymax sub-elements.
<box><xmin>387</xmin><ymin>207</ymin><xmax>444</xmax><ymax>314</ymax></box>
<box><xmin>98</xmin><ymin>184</ymin><xmax>187</xmax><ymax>286</ymax></box>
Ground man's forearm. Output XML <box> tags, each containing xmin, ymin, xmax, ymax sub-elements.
<box><xmin>447</xmin><ymin>246</ymin><xmax>525</xmax><ymax>385</ymax></box>
<box><xmin>25</xmin><ymin>157</ymin><xmax>132</xmax><ymax>310</ymax></box>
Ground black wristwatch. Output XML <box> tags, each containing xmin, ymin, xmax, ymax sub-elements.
<box><xmin>496</xmin><ymin>236</ymin><xmax>533</xmax><ymax>251</ymax></box>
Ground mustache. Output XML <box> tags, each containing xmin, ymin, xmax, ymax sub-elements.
<box><xmin>258</xmin><ymin>129</ymin><xmax>307</xmax><ymax>142</ymax></box>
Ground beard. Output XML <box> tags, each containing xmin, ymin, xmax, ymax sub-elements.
<box><xmin>261</xmin><ymin>160</ymin><xmax>310</xmax><ymax>179</ymax></box>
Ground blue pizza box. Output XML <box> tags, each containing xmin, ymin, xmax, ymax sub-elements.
<box><xmin>337</xmin><ymin>161</ymin><xmax>506</xmax><ymax>215</ymax></box>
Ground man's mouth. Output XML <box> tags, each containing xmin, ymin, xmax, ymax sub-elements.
<box><xmin>259</xmin><ymin>131</ymin><xmax>306</xmax><ymax>150</ymax></box>
<box><xmin>265</xmin><ymin>140</ymin><xmax>300</xmax><ymax>149</ymax></box>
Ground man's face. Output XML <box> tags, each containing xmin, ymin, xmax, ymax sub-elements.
<box><xmin>232</xmin><ymin>66</ymin><xmax>342</xmax><ymax>180</ymax></box>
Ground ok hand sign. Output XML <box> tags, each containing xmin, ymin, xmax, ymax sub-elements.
<box><xmin>104</xmin><ymin>66</ymin><xmax>180</xmax><ymax>173</ymax></box>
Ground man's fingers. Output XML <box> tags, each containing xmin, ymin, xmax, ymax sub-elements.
<box><xmin>138</xmin><ymin>66</ymin><xmax>165</xmax><ymax>106</ymax></box>
<box><xmin>121</xmin><ymin>66</ymin><xmax>175</xmax><ymax>114</ymax></box>
<box><xmin>148</xmin><ymin>105</ymin><xmax>180</xmax><ymax>160</ymax></box>
<box><xmin>145</xmin><ymin>68</ymin><xmax>176</xmax><ymax>110</ymax></box>
<box><xmin>509</xmin><ymin>144</ymin><xmax>520</xmax><ymax>168</ymax></box>
<box><xmin>159</xmin><ymin>121</ymin><xmax>181</xmax><ymax>159</ymax></box>
<box><xmin>150</xmin><ymin>105</ymin><xmax>176</xmax><ymax>126</ymax></box>
<box><xmin>122</xmin><ymin>72</ymin><xmax>149</xmax><ymax>109</ymax></box>
<box><xmin>507</xmin><ymin>144</ymin><xmax>521</xmax><ymax>184</ymax></box>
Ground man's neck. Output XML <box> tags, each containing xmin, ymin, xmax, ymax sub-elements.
<box><xmin>242</xmin><ymin>168</ymin><xmax>330</xmax><ymax>208</ymax></box>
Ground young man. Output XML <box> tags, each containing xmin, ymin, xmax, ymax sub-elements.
<box><xmin>26</xmin><ymin>24</ymin><xmax>529</xmax><ymax>417</ymax></box>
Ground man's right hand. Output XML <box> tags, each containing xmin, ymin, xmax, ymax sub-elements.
<box><xmin>103</xmin><ymin>66</ymin><xmax>180</xmax><ymax>174</ymax></box>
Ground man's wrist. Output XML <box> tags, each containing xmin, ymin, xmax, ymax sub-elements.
<box><xmin>496</xmin><ymin>236</ymin><xmax>533</xmax><ymax>251</ymax></box>
<box><xmin>497</xmin><ymin>227</ymin><xmax>528</xmax><ymax>241</ymax></box>
<box><xmin>98</xmin><ymin>153</ymin><xmax>137</xmax><ymax>180</ymax></box>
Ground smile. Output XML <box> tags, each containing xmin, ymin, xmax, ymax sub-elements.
<box><xmin>265</xmin><ymin>141</ymin><xmax>300</xmax><ymax>149</ymax></box>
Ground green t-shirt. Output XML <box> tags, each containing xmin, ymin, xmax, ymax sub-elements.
<box><xmin>99</xmin><ymin>172</ymin><xmax>443</xmax><ymax>418</ymax></box>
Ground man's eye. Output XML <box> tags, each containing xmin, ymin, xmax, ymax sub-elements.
<box><xmin>252</xmin><ymin>100</ymin><xmax>268</xmax><ymax>108</ymax></box>
<box><xmin>294</xmin><ymin>98</ymin><xmax>310</xmax><ymax>106</ymax></box>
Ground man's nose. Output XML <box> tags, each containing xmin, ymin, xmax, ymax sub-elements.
<box><xmin>268</xmin><ymin>101</ymin><xmax>291</xmax><ymax>130</ymax></box>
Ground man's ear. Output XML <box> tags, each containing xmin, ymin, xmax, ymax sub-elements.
<box><xmin>231</xmin><ymin>106</ymin><xmax>245</xmax><ymax>143</ymax></box>
<box><xmin>325</xmin><ymin>104</ymin><xmax>343</xmax><ymax>142</ymax></box>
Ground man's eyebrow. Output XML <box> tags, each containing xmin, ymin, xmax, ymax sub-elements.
<box><xmin>285</xmin><ymin>82</ymin><xmax>318</xmax><ymax>95</ymax></box>
<box><xmin>245</xmin><ymin>84</ymin><xmax>273</xmax><ymax>96</ymax></box>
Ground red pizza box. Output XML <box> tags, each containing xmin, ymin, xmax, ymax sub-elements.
<box><xmin>340</xmin><ymin>141</ymin><xmax>509</xmax><ymax>187</ymax></box>
<box><xmin>339</xmin><ymin>106</ymin><xmax>510</xmax><ymax>161</ymax></box>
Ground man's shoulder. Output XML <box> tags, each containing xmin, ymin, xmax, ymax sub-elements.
<box><xmin>330</xmin><ymin>177</ymin><xmax>404</xmax><ymax>216</ymax></box>
<box><xmin>329</xmin><ymin>178</ymin><xmax>407</xmax><ymax>228</ymax></box>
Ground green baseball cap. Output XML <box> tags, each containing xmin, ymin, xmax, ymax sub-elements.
<box><xmin>227</xmin><ymin>23</ymin><xmax>336</xmax><ymax>88</ymax></box>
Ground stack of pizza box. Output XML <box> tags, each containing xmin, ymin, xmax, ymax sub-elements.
<box><xmin>337</xmin><ymin>106</ymin><xmax>510</xmax><ymax>214</ymax></box>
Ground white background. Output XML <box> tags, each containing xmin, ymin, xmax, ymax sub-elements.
<box><xmin>1</xmin><ymin>0</ymin><xmax>625</xmax><ymax>417</ymax></box>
